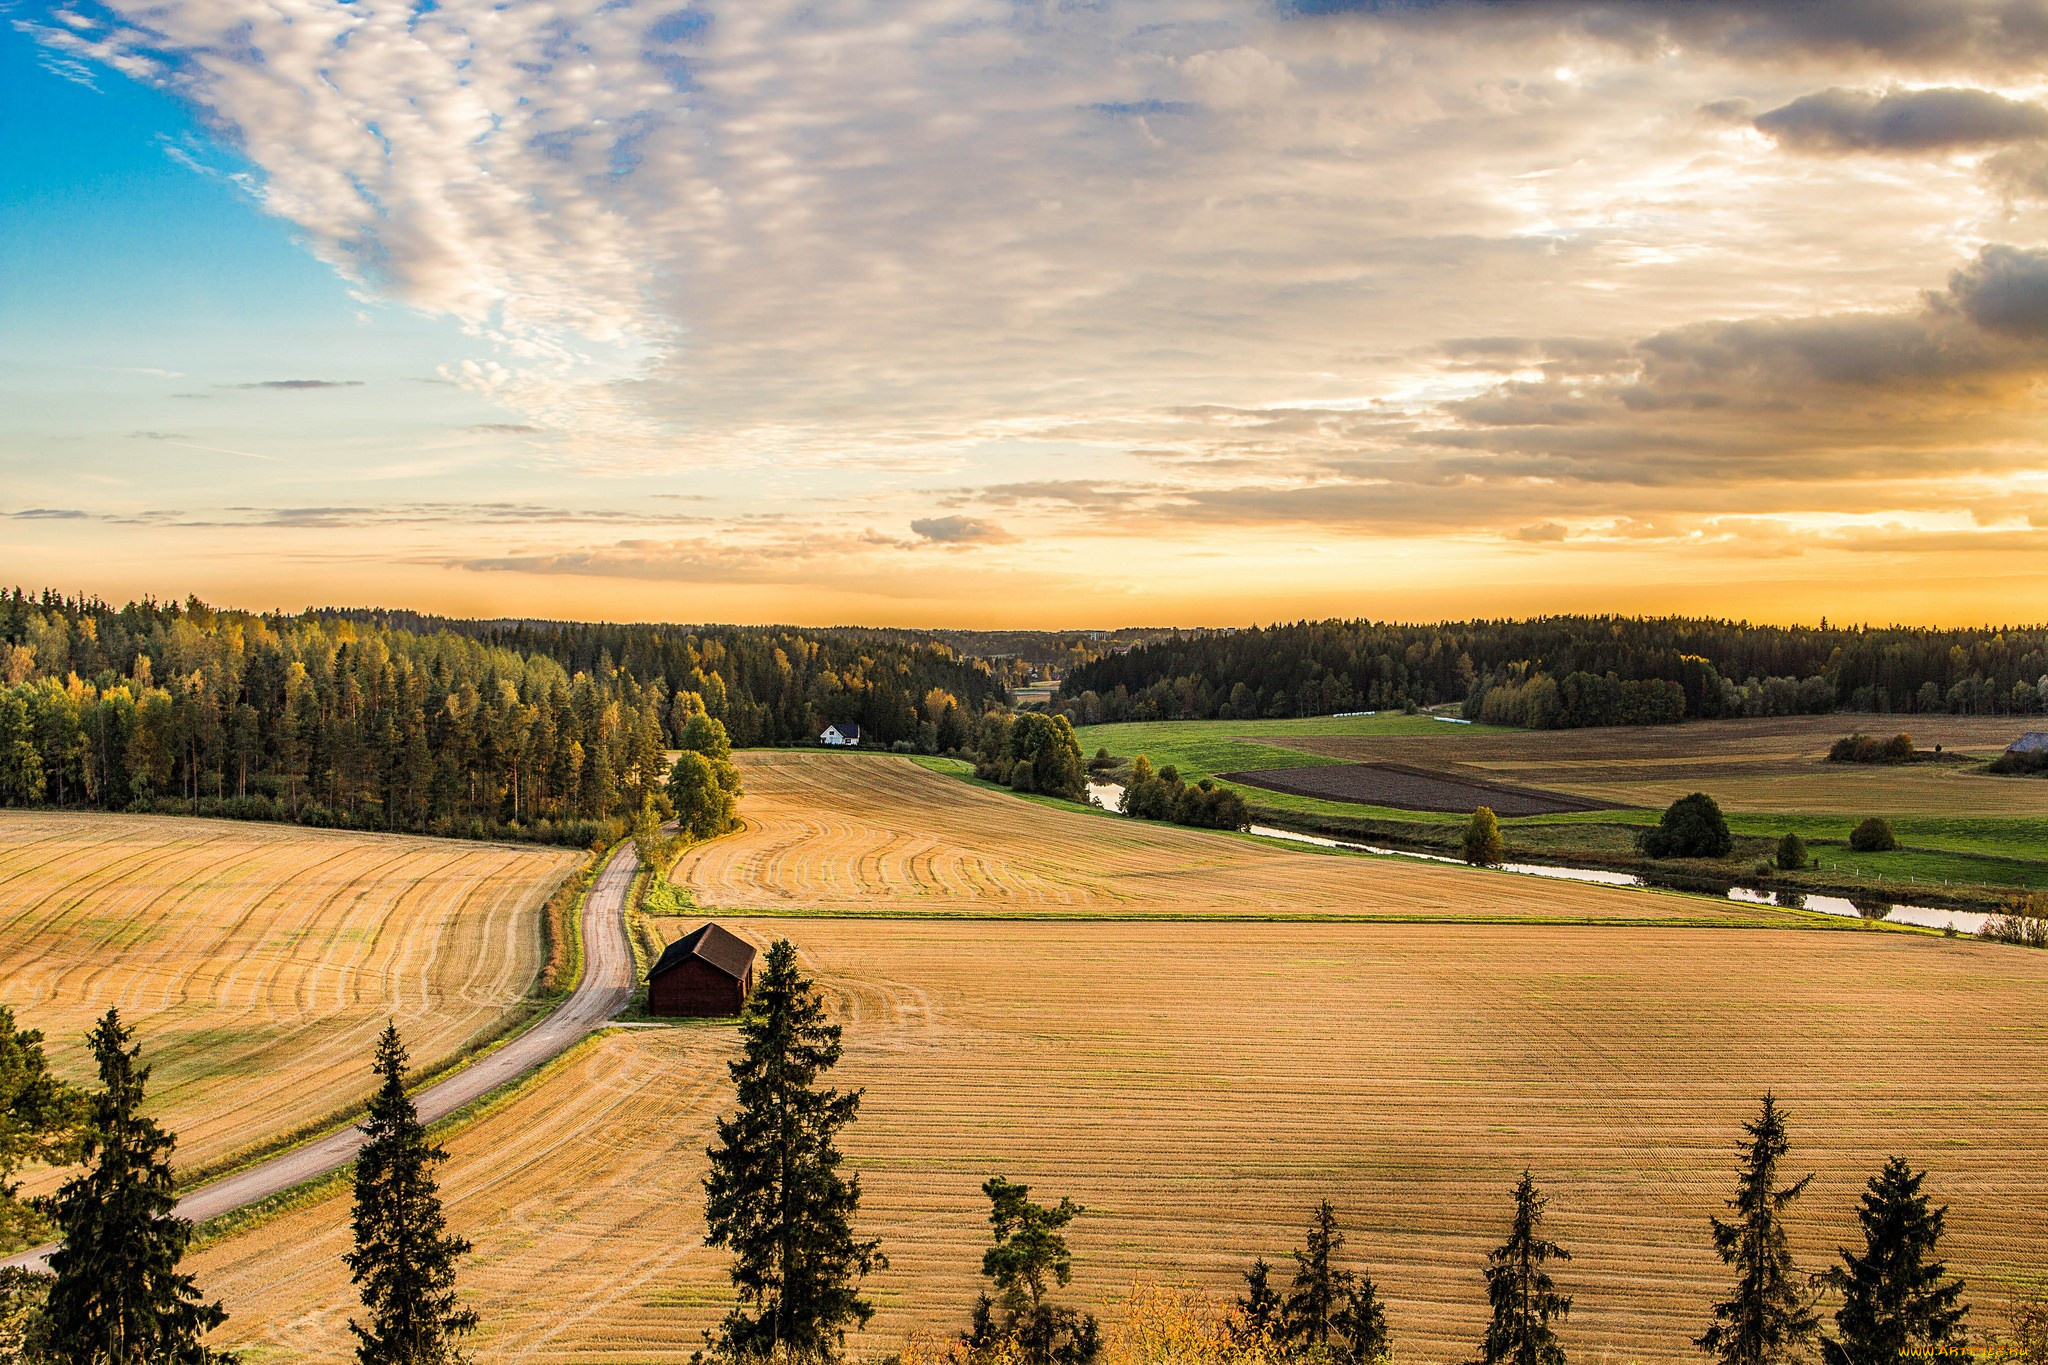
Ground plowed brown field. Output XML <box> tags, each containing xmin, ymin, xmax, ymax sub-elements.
<box><xmin>1256</xmin><ymin>714</ymin><xmax>2048</xmax><ymax>817</ymax></box>
<box><xmin>675</xmin><ymin>752</ymin><xmax>1786</xmax><ymax>924</ymax></box>
<box><xmin>191</xmin><ymin>918</ymin><xmax>2048</xmax><ymax>1365</ymax></box>
<box><xmin>0</xmin><ymin>812</ymin><xmax>578</xmax><ymax>1183</ymax></box>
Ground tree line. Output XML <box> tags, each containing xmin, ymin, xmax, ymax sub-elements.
<box><xmin>0</xmin><ymin>591</ymin><xmax>1000</xmax><ymax>842</ymax></box>
<box><xmin>0</xmin><ymin>966</ymin><xmax>2031</xmax><ymax>1365</ymax></box>
<box><xmin>1052</xmin><ymin>617</ymin><xmax>2048</xmax><ymax>730</ymax></box>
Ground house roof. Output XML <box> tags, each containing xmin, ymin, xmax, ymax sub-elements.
<box><xmin>2011</xmin><ymin>732</ymin><xmax>2048</xmax><ymax>754</ymax></box>
<box><xmin>824</xmin><ymin>722</ymin><xmax>861</xmax><ymax>738</ymax></box>
<box><xmin>649</xmin><ymin>923</ymin><xmax>757</xmax><ymax>983</ymax></box>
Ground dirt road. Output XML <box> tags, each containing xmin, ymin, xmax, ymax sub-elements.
<box><xmin>4</xmin><ymin>842</ymin><xmax>639</xmax><ymax>1269</ymax></box>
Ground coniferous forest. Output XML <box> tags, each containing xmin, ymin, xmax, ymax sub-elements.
<box><xmin>0</xmin><ymin>591</ymin><xmax>1002</xmax><ymax>842</ymax></box>
<box><xmin>1053</xmin><ymin>618</ymin><xmax>2048</xmax><ymax>729</ymax></box>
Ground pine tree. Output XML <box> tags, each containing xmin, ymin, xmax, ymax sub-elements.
<box><xmin>1286</xmin><ymin>1201</ymin><xmax>1356</xmax><ymax>1346</ymax></box>
<box><xmin>704</xmin><ymin>939</ymin><xmax>883</xmax><ymax>1359</ymax></box>
<box><xmin>1820</xmin><ymin>1158</ymin><xmax>1967</xmax><ymax>1365</ymax></box>
<box><xmin>1700</xmin><ymin>1095</ymin><xmax>1820</xmax><ymax>1365</ymax></box>
<box><xmin>344</xmin><ymin>1024</ymin><xmax>476</xmax><ymax>1365</ymax></box>
<box><xmin>1471</xmin><ymin>1171</ymin><xmax>1572</xmax><ymax>1365</ymax></box>
<box><xmin>966</xmin><ymin>1176</ymin><xmax>1098</xmax><ymax>1365</ymax></box>
<box><xmin>38</xmin><ymin>1009</ymin><xmax>231</xmax><ymax>1365</ymax></box>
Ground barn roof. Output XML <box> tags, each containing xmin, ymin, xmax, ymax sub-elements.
<box><xmin>2011</xmin><ymin>732</ymin><xmax>2048</xmax><ymax>754</ymax></box>
<box><xmin>649</xmin><ymin>923</ymin><xmax>757</xmax><ymax>984</ymax></box>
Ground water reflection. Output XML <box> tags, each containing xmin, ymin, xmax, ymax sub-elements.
<box><xmin>1085</xmin><ymin>781</ymin><xmax>1988</xmax><ymax>935</ymax></box>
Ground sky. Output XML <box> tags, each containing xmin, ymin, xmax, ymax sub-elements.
<box><xmin>5</xmin><ymin>0</ymin><xmax>2048</xmax><ymax>628</ymax></box>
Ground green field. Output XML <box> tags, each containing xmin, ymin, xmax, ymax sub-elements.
<box><xmin>1071</xmin><ymin>714</ymin><xmax>2048</xmax><ymax>901</ymax></box>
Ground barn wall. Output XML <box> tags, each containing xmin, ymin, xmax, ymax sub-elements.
<box><xmin>649</xmin><ymin>960</ymin><xmax>746</xmax><ymax>1017</ymax></box>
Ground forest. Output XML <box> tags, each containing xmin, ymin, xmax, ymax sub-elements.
<box><xmin>0</xmin><ymin>591</ymin><xmax>1001</xmax><ymax>841</ymax></box>
<box><xmin>1053</xmin><ymin>617</ymin><xmax>2048</xmax><ymax>730</ymax></box>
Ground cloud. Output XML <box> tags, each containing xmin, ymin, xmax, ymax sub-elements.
<box><xmin>909</xmin><ymin>516</ymin><xmax>1017</xmax><ymax>546</ymax></box>
<box><xmin>1510</xmin><ymin>522</ymin><xmax>1568</xmax><ymax>542</ymax></box>
<box><xmin>1947</xmin><ymin>245</ymin><xmax>2048</xmax><ymax>337</ymax></box>
<box><xmin>231</xmin><ymin>380</ymin><xmax>365</xmax><ymax>391</ymax></box>
<box><xmin>1756</xmin><ymin>87</ymin><xmax>2048</xmax><ymax>154</ymax></box>
<box><xmin>127</xmin><ymin>431</ymin><xmax>187</xmax><ymax>441</ymax></box>
<box><xmin>24</xmin><ymin>0</ymin><xmax>2048</xmax><ymax>599</ymax></box>
<box><xmin>7</xmin><ymin>509</ymin><xmax>89</xmax><ymax>520</ymax></box>
<box><xmin>1292</xmin><ymin>1</ymin><xmax>2048</xmax><ymax>69</ymax></box>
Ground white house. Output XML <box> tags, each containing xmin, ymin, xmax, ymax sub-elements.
<box><xmin>820</xmin><ymin>723</ymin><xmax>862</xmax><ymax>747</ymax></box>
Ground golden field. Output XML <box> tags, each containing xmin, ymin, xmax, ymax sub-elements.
<box><xmin>190</xmin><ymin>918</ymin><xmax>2048</xmax><ymax>1364</ymax></box>
<box><xmin>1258</xmin><ymin>714</ymin><xmax>2048</xmax><ymax>818</ymax></box>
<box><xmin>0</xmin><ymin>811</ymin><xmax>579</xmax><ymax>1182</ymax></box>
<box><xmin>675</xmin><ymin>752</ymin><xmax>1789</xmax><ymax>924</ymax></box>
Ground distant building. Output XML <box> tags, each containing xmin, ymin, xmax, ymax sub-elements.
<box><xmin>820</xmin><ymin>722</ymin><xmax>862</xmax><ymax>747</ymax></box>
<box><xmin>2010</xmin><ymin>732</ymin><xmax>2048</xmax><ymax>755</ymax></box>
<box><xmin>647</xmin><ymin>923</ymin><xmax>757</xmax><ymax>1017</ymax></box>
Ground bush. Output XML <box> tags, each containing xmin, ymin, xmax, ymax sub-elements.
<box><xmin>1775</xmin><ymin>832</ymin><xmax>1808</xmax><ymax>871</ymax></box>
<box><xmin>1848</xmin><ymin>817</ymin><xmax>1899</xmax><ymax>852</ymax></box>
<box><xmin>1989</xmin><ymin>749</ymin><xmax>2048</xmax><ymax>776</ymax></box>
<box><xmin>1829</xmin><ymin>732</ymin><xmax>1918</xmax><ymax>764</ymax></box>
<box><xmin>1980</xmin><ymin>893</ymin><xmax>2048</xmax><ymax>948</ymax></box>
<box><xmin>1637</xmin><ymin>792</ymin><xmax>1733</xmax><ymax>859</ymax></box>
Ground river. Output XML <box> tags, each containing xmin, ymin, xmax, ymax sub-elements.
<box><xmin>1083</xmin><ymin>782</ymin><xmax>1989</xmax><ymax>935</ymax></box>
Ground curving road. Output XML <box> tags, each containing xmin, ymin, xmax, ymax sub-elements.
<box><xmin>4</xmin><ymin>842</ymin><xmax>640</xmax><ymax>1270</ymax></box>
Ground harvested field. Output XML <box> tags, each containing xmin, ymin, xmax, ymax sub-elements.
<box><xmin>0</xmin><ymin>811</ymin><xmax>578</xmax><ymax>1184</ymax></box>
<box><xmin>1258</xmin><ymin>714</ymin><xmax>2048</xmax><ymax>818</ymax></box>
<box><xmin>193</xmin><ymin>918</ymin><xmax>2048</xmax><ymax>1364</ymax></box>
<box><xmin>675</xmin><ymin>752</ymin><xmax>1790</xmax><ymax>925</ymax></box>
<box><xmin>1222</xmin><ymin>762</ymin><xmax>1617</xmax><ymax>816</ymax></box>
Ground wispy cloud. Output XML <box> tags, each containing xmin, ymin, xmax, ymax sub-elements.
<box><xmin>230</xmin><ymin>380</ymin><xmax>365</xmax><ymax>391</ymax></box>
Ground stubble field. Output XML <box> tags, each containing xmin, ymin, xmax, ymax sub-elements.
<box><xmin>189</xmin><ymin>917</ymin><xmax>2048</xmax><ymax>1364</ymax></box>
<box><xmin>0</xmin><ymin>811</ymin><xmax>578</xmax><ymax>1183</ymax></box>
<box><xmin>675</xmin><ymin>752</ymin><xmax>1792</xmax><ymax>925</ymax></box>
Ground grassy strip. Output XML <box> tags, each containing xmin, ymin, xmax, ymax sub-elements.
<box><xmin>1264</xmin><ymin>808</ymin><xmax>2034</xmax><ymax>912</ymax></box>
<box><xmin>172</xmin><ymin>848</ymin><xmax>608</xmax><ymax>1193</ymax></box>
<box><xmin>539</xmin><ymin>842</ymin><xmax>613</xmax><ymax>998</ymax></box>
<box><xmin>651</xmin><ymin>903</ymin><xmax>1888</xmax><ymax>930</ymax></box>
<box><xmin>190</xmin><ymin>1030</ymin><xmax>619</xmax><ymax>1250</ymax></box>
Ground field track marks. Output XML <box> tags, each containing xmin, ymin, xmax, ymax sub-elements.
<box><xmin>0</xmin><ymin>812</ymin><xmax>575</xmax><ymax>1184</ymax></box>
<box><xmin>678</xmin><ymin>752</ymin><xmax>1802</xmax><ymax>924</ymax></box>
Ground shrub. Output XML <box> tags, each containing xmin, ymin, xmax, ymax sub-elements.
<box><xmin>1848</xmin><ymin>818</ymin><xmax>1899</xmax><ymax>852</ymax></box>
<box><xmin>1989</xmin><ymin>749</ymin><xmax>2048</xmax><ymax>776</ymax></box>
<box><xmin>1775</xmin><ymin>832</ymin><xmax>1808</xmax><ymax>871</ymax></box>
<box><xmin>1637</xmin><ymin>792</ymin><xmax>1733</xmax><ymax>860</ymax></box>
<box><xmin>1828</xmin><ymin>733</ymin><xmax>1917</xmax><ymax>765</ymax></box>
<box><xmin>1981</xmin><ymin>893</ymin><xmax>2048</xmax><ymax>948</ymax></box>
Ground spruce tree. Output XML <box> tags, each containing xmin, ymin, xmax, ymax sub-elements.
<box><xmin>1820</xmin><ymin>1158</ymin><xmax>1968</xmax><ymax>1365</ymax></box>
<box><xmin>1471</xmin><ymin>1171</ymin><xmax>1572</xmax><ymax>1365</ymax></box>
<box><xmin>1236</xmin><ymin>1259</ymin><xmax>1281</xmax><ymax>1340</ymax></box>
<box><xmin>344</xmin><ymin>1024</ymin><xmax>476</xmax><ymax>1365</ymax></box>
<box><xmin>1335</xmin><ymin>1278</ymin><xmax>1393</xmax><ymax>1365</ymax></box>
<box><xmin>704</xmin><ymin>939</ymin><xmax>883</xmax><ymax>1359</ymax></box>
<box><xmin>38</xmin><ymin>1009</ymin><xmax>230</xmax><ymax>1365</ymax></box>
<box><xmin>1286</xmin><ymin>1201</ymin><xmax>1356</xmax><ymax>1346</ymax></box>
<box><xmin>1</xmin><ymin>1003</ymin><xmax>80</xmax><ymax>1251</ymax></box>
<box><xmin>1699</xmin><ymin>1095</ymin><xmax>1820</xmax><ymax>1365</ymax></box>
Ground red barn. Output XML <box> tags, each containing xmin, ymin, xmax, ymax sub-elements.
<box><xmin>647</xmin><ymin>923</ymin><xmax>758</xmax><ymax>1018</ymax></box>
